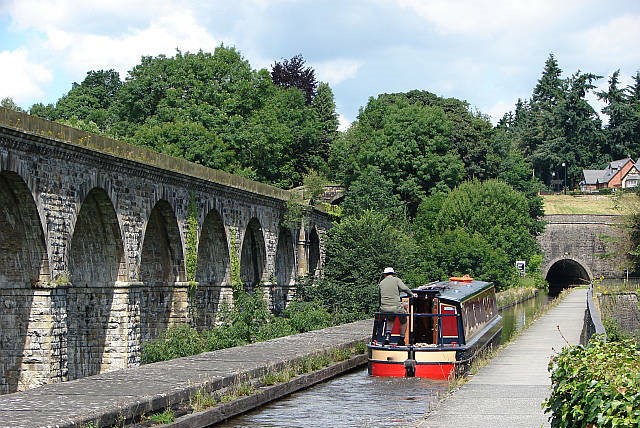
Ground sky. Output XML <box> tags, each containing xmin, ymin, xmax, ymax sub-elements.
<box><xmin>1</xmin><ymin>0</ymin><xmax>640</xmax><ymax>130</ymax></box>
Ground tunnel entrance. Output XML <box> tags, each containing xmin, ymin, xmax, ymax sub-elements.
<box><xmin>546</xmin><ymin>259</ymin><xmax>591</xmax><ymax>297</ymax></box>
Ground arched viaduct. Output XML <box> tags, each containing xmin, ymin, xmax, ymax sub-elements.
<box><xmin>538</xmin><ymin>214</ymin><xmax>623</xmax><ymax>294</ymax></box>
<box><xmin>0</xmin><ymin>109</ymin><xmax>330</xmax><ymax>393</ymax></box>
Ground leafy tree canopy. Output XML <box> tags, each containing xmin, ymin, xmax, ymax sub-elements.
<box><xmin>28</xmin><ymin>46</ymin><xmax>337</xmax><ymax>189</ymax></box>
<box><xmin>305</xmin><ymin>210</ymin><xmax>420</xmax><ymax>321</ymax></box>
<box><xmin>271</xmin><ymin>54</ymin><xmax>317</xmax><ymax>104</ymax></box>
<box><xmin>414</xmin><ymin>179</ymin><xmax>542</xmax><ymax>289</ymax></box>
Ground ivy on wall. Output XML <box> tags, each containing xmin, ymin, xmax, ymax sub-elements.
<box><xmin>185</xmin><ymin>192</ymin><xmax>198</xmax><ymax>294</ymax></box>
<box><xmin>229</xmin><ymin>227</ymin><xmax>243</xmax><ymax>301</ymax></box>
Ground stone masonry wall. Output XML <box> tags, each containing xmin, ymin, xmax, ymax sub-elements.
<box><xmin>598</xmin><ymin>292</ymin><xmax>640</xmax><ymax>337</ymax></box>
<box><xmin>538</xmin><ymin>214</ymin><xmax>623</xmax><ymax>279</ymax></box>
<box><xmin>0</xmin><ymin>113</ymin><xmax>331</xmax><ymax>393</ymax></box>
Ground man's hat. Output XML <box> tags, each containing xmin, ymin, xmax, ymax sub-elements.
<box><xmin>383</xmin><ymin>267</ymin><xmax>395</xmax><ymax>274</ymax></box>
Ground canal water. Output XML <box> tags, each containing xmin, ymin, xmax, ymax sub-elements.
<box><xmin>218</xmin><ymin>291</ymin><xmax>550</xmax><ymax>428</ymax></box>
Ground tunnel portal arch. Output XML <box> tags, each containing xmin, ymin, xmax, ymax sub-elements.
<box><xmin>545</xmin><ymin>257</ymin><xmax>592</xmax><ymax>296</ymax></box>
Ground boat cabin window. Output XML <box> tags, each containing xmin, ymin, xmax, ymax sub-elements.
<box><xmin>440</xmin><ymin>303</ymin><xmax>459</xmax><ymax>341</ymax></box>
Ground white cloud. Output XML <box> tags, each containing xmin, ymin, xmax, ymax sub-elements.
<box><xmin>54</xmin><ymin>11</ymin><xmax>219</xmax><ymax>78</ymax></box>
<box><xmin>0</xmin><ymin>48</ymin><xmax>52</xmax><ymax>104</ymax></box>
<box><xmin>577</xmin><ymin>14</ymin><xmax>640</xmax><ymax>64</ymax></box>
<box><xmin>483</xmin><ymin>99</ymin><xmax>516</xmax><ymax>125</ymax></box>
<box><xmin>6</xmin><ymin>0</ymin><xmax>174</xmax><ymax>31</ymax></box>
<box><xmin>395</xmin><ymin>0</ymin><xmax>582</xmax><ymax>37</ymax></box>
<box><xmin>337</xmin><ymin>114</ymin><xmax>351</xmax><ymax>132</ymax></box>
<box><xmin>313</xmin><ymin>59</ymin><xmax>362</xmax><ymax>86</ymax></box>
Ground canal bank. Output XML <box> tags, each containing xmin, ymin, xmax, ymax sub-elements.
<box><xmin>0</xmin><ymin>320</ymin><xmax>371</xmax><ymax>428</ymax></box>
<box><xmin>416</xmin><ymin>287</ymin><xmax>587</xmax><ymax>428</ymax></box>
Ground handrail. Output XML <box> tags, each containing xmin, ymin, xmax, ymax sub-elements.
<box><xmin>581</xmin><ymin>285</ymin><xmax>607</xmax><ymax>344</ymax></box>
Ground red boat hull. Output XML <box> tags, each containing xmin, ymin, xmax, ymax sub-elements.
<box><xmin>369</xmin><ymin>360</ymin><xmax>455</xmax><ymax>379</ymax></box>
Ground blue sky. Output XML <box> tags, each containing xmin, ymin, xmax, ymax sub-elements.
<box><xmin>1</xmin><ymin>0</ymin><xmax>640</xmax><ymax>129</ymax></box>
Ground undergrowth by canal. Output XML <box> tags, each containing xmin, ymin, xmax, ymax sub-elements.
<box><xmin>142</xmin><ymin>286</ymin><xmax>541</xmax><ymax>364</ymax></box>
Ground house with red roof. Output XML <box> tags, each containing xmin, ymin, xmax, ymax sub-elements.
<box><xmin>580</xmin><ymin>158</ymin><xmax>639</xmax><ymax>192</ymax></box>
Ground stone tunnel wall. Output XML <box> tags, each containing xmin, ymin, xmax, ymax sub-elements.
<box><xmin>538</xmin><ymin>214</ymin><xmax>624</xmax><ymax>281</ymax></box>
<box><xmin>0</xmin><ymin>109</ymin><xmax>331</xmax><ymax>393</ymax></box>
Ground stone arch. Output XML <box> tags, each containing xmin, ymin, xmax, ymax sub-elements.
<box><xmin>196</xmin><ymin>209</ymin><xmax>229</xmax><ymax>287</ymax></box>
<box><xmin>273</xmin><ymin>226</ymin><xmax>295</xmax><ymax>314</ymax></box>
<box><xmin>137</xmin><ymin>199</ymin><xmax>185</xmax><ymax>342</ymax></box>
<box><xmin>140</xmin><ymin>200</ymin><xmax>185</xmax><ymax>285</ymax></box>
<box><xmin>308</xmin><ymin>227</ymin><xmax>320</xmax><ymax>278</ymax></box>
<box><xmin>193</xmin><ymin>208</ymin><xmax>230</xmax><ymax>328</ymax></box>
<box><xmin>0</xmin><ymin>171</ymin><xmax>49</xmax><ymax>393</ymax></box>
<box><xmin>240</xmin><ymin>218</ymin><xmax>266</xmax><ymax>292</ymax></box>
<box><xmin>67</xmin><ymin>187</ymin><xmax>125</xmax><ymax>380</ymax></box>
<box><xmin>0</xmin><ymin>171</ymin><xmax>49</xmax><ymax>288</ymax></box>
<box><xmin>545</xmin><ymin>257</ymin><xmax>592</xmax><ymax>297</ymax></box>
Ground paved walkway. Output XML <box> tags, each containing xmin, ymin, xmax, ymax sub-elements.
<box><xmin>0</xmin><ymin>320</ymin><xmax>371</xmax><ymax>428</ymax></box>
<box><xmin>416</xmin><ymin>287</ymin><xmax>587</xmax><ymax>428</ymax></box>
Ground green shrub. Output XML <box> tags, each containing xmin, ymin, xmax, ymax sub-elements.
<box><xmin>202</xmin><ymin>325</ymin><xmax>247</xmax><ymax>352</ymax></box>
<box><xmin>141</xmin><ymin>324</ymin><xmax>204</xmax><ymax>364</ymax></box>
<box><xmin>147</xmin><ymin>409</ymin><xmax>175</xmax><ymax>424</ymax></box>
<box><xmin>255</xmin><ymin>317</ymin><xmax>297</xmax><ymax>341</ymax></box>
<box><xmin>545</xmin><ymin>337</ymin><xmax>640</xmax><ymax>427</ymax></box>
<box><xmin>283</xmin><ymin>300</ymin><xmax>333</xmax><ymax>332</ymax></box>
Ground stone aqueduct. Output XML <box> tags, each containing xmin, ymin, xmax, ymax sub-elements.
<box><xmin>0</xmin><ymin>109</ymin><xmax>331</xmax><ymax>393</ymax></box>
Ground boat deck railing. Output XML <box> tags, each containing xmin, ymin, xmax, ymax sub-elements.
<box><xmin>371</xmin><ymin>309</ymin><xmax>459</xmax><ymax>346</ymax></box>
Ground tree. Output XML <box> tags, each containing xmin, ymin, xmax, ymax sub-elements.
<box><xmin>271</xmin><ymin>54</ymin><xmax>317</xmax><ymax>104</ymax></box>
<box><xmin>240</xmin><ymin>86</ymin><xmax>322</xmax><ymax>187</ymax></box>
<box><xmin>54</xmin><ymin>70</ymin><xmax>122</xmax><ymax>131</ymax></box>
<box><xmin>1</xmin><ymin>97</ymin><xmax>25</xmax><ymax>112</ymax></box>
<box><xmin>526</xmin><ymin>54</ymin><xmax>567</xmax><ymax>185</ymax></box>
<box><xmin>414</xmin><ymin>180</ymin><xmax>543</xmax><ymax>289</ymax></box>
<box><xmin>531</xmin><ymin>53</ymin><xmax>564</xmax><ymax>109</ymax></box>
<box><xmin>312</xmin><ymin>82</ymin><xmax>339</xmax><ymax>164</ymax></box>
<box><xmin>340</xmin><ymin>165</ymin><xmax>406</xmax><ymax>221</ymax></box>
<box><xmin>304</xmin><ymin>210</ymin><xmax>419</xmax><ymax>321</ymax></box>
<box><xmin>503</xmin><ymin>54</ymin><xmax>605</xmax><ymax>189</ymax></box>
<box><xmin>29</xmin><ymin>102</ymin><xmax>56</xmax><ymax>119</ymax></box>
<box><xmin>128</xmin><ymin>120</ymin><xmax>234</xmax><ymax>170</ymax></box>
<box><xmin>328</xmin><ymin>91</ymin><xmax>466</xmax><ymax>215</ymax></box>
<box><xmin>598</xmin><ymin>70</ymin><xmax>640</xmax><ymax>159</ymax></box>
<box><xmin>105</xmin><ymin>47</ymin><xmax>327</xmax><ymax>188</ymax></box>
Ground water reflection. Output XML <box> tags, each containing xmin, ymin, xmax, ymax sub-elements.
<box><xmin>499</xmin><ymin>290</ymin><xmax>550</xmax><ymax>343</ymax></box>
<box><xmin>218</xmin><ymin>292</ymin><xmax>550</xmax><ymax>428</ymax></box>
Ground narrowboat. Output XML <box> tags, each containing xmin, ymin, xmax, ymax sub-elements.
<box><xmin>368</xmin><ymin>275</ymin><xmax>502</xmax><ymax>379</ymax></box>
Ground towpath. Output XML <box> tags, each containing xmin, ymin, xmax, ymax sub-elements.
<box><xmin>416</xmin><ymin>287</ymin><xmax>587</xmax><ymax>428</ymax></box>
<box><xmin>0</xmin><ymin>320</ymin><xmax>370</xmax><ymax>428</ymax></box>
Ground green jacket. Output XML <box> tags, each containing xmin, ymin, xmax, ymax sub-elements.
<box><xmin>378</xmin><ymin>275</ymin><xmax>412</xmax><ymax>312</ymax></box>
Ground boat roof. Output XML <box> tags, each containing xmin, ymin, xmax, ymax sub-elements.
<box><xmin>412</xmin><ymin>279</ymin><xmax>494</xmax><ymax>303</ymax></box>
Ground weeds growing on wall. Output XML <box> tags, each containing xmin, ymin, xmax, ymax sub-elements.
<box><xmin>185</xmin><ymin>192</ymin><xmax>198</xmax><ymax>283</ymax></box>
